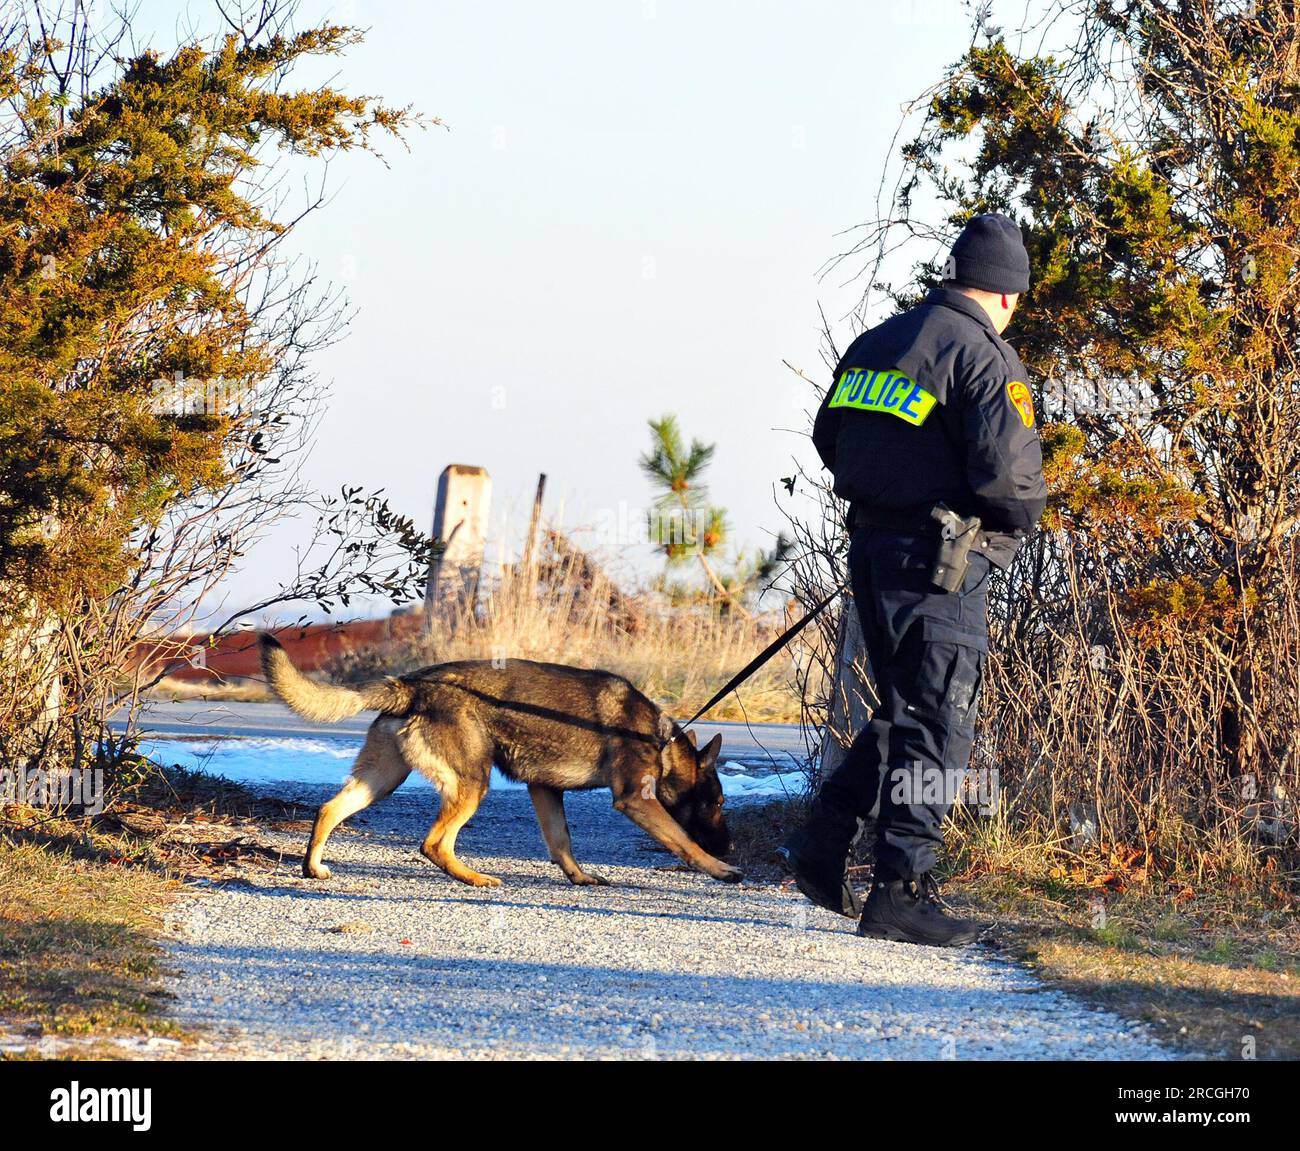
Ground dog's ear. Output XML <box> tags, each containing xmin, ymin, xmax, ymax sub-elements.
<box><xmin>685</xmin><ymin>729</ymin><xmax>698</xmax><ymax>748</ymax></box>
<box><xmin>657</xmin><ymin>712</ymin><xmax>675</xmax><ymax>744</ymax></box>
<box><xmin>698</xmin><ymin>733</ymin><xmax>722</xmax><ymax>769</ymax></box>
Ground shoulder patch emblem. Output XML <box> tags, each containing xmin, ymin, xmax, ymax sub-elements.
<box><xmin>1006</xmin><ymin>380</ymin><xmax>1034</xmax><ymax>428</ymax></box>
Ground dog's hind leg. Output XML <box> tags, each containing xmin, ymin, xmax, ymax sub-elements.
<box><xmin>303</xmin><ymin>719</ymin><xmax>410</xmax><ymax>879</ymax></box>
<box><xmin>528</xmin><ymin>785</ymin><xmax>609</xmax><ymax>887</ymax></box>
<box><xmin>396</xmin><ymin>717</ymin><xmax>501</xmax><ymax>887</ymax></box>
<box><xmin>419</xmin><ymin>780</ymin><xmax>500</xmax><ymax>887</ymax></box>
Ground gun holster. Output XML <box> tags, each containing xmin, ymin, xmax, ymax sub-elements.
<box><xmin>928</xmin><ymin>504</ymin><xmax>982</xmax><ymax>593</ymax></box>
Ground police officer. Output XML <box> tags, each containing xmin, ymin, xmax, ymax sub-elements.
<box><xmin>779</xmin><ymin>213</ymin><xmax>1047</xmax><ymax>946</ymax></box>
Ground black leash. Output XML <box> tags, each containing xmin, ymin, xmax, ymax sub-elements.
<box><xmin>666</xmin><ymin>581</ymin><xmax>848</xmax><ymax>744</ymax></box>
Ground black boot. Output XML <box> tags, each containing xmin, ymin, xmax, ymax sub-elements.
<box><xmin>856</xmin><ymin>872</ymin><xmax>986</xmax><ymax>947</ymax></box>
<box><xmin>776</xmin><ymin>798</ymin><xmax>863</xmax><ymax>918</ymax></box>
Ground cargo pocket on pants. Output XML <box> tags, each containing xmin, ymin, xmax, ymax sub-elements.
<box><xmin>946</xmin><ymin>644</ymin><xmax>984</xmax><ymax>733</ymax></box>
<box><xmin>906</xmin><ymin>619</ymin><xmax>987</xmax><ymax>733</ymax></box>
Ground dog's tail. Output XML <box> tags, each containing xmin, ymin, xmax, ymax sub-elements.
<box><xmin>259</xmin><ymin>633</ymin><xmax>415</xmax><ymax>723</ymax></box>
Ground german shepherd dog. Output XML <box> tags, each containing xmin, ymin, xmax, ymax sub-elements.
<box><xmin>259</xmin><ymin>635</ymin><xmax>742</xmax><ymax>888</ymax></box>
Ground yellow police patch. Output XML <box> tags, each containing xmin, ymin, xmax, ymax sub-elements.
<box><xmin>827</xmin><ymin>368</ymin><xmax>937</xmax><ymax>426</ymax></box>
<box><xmin>1006</xmin><ymin>380</ymin><xmax>1034</xmax><ymax>427</ymax></box>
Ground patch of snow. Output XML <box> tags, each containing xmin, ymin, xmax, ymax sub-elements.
<box><xmin>718</xmin><ymin>765</ymin><xmax>805</xmax><ymax>799</ymax></box>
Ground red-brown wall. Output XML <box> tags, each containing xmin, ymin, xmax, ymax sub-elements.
<box><xmin>138</xmin><ymin>615</ymin><xmax>424</xmax><ymax>682</ymax></box>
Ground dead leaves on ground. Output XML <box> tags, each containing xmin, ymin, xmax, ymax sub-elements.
<box><xmin>1050</xmin><ymin>843</ymin><xmax>1152</xmax><ymax>892</ymax></box>
<box><xmin>96</xmin><ymin>793</ymin><xmax>313</xmax><ymax>880</ymax></box>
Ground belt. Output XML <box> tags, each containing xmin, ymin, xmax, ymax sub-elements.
<box><xmin>851</xmin><ymin>503</ymin><xmax>935</xmax><ymax>533</ymax></box>
<box><xmin>851</xmin><ymin>502</ymin><xmax>999</xmax><ymax>555</ymax></box>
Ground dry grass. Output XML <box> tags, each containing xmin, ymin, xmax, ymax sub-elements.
<box><xmin>0</xmin><ymin>824</ymin><xmax>181</xmax><ymax>1055</ymax></box>
<box><xmin>965</xmin><ymin>867</ymin><xmax>1299</xmax><ymax>1060</ymax></box>
<box><xmin>0</xmin><ymin>763</ymin><xmax>318</xmax><ymax>1057</ymax></box>
<box><xmin>943</xmin><ymin>807</ymin><xmax>1299</xmax><ymax>1058</ymax></box>
<box><xmin>145</xmin><ymin>675</ymin><xmax>270</xmax><ymax>703</ymax></box>
<box><xmin>332</xmin><ymin>539</ymin><xmax>813</xmax><ymax>724</ymax></box>
<box><xmin>142</xmin><ymin>532</ymin><xmax>814</xmax><ymax>721</ymax></box>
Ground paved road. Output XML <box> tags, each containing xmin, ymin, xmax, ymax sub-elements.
<box><xmin>162</xmin><ymin>783</ymin><xmax>1174</xmax><ymax>1061</ymax></box>
<box><xmin>127</xmin><ymin>699</ymin><xmax>811</xmax><ymax>767</ymax></box>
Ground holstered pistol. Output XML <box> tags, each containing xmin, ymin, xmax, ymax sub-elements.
<box><xmin>928</xmin><ymin>504</ymin><xmax>982</xmax><ymax>593</ymax></box>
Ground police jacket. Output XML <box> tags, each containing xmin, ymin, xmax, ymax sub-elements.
<box><xmin>812</xmin><ymin>287</ymin><xmax>1048</xmax><ymax>568</ymax></box>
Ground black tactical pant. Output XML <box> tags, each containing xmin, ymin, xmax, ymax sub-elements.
<box><xmin>820</xmin><ymin>526</ymin><xmax>990</xmax><ymax>881</ymax></box>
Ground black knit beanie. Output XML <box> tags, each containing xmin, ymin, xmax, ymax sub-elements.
<box><xmin>943</xmin><ymin>213</ymin><xmax>1030</xmax><ymax>294</ymax></box>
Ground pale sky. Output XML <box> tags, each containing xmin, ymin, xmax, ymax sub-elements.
<box><xmin>135</xmin><ymin>0</ymin><xmax>986</xmax><ymax>619</ymax></box>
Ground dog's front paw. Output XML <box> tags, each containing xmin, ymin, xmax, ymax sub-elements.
<box><xmin>712</xmin><ymin>862</ymin><xmax>744</xmax><ymax>883</ymax></box>
<box><xmin>303</xmin><ymin>861</ymin><xmax>332</xmax><ymax>880</ymax></box>
<box><xmin>570</xmin><ymin>870</ymin><xmax>611</xmax><ymax>887</ymax></box>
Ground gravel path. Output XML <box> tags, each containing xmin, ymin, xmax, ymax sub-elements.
<box><xmin>162</xmin><ymin>784</ymin><xmax>1174</xmax><ymax>1060</ymax></box>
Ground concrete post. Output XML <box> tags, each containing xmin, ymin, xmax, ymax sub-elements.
<box><xmin>425</xmin><ymin>465</ymin><xmax>492</xmax><ymax>624</ymax></box>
